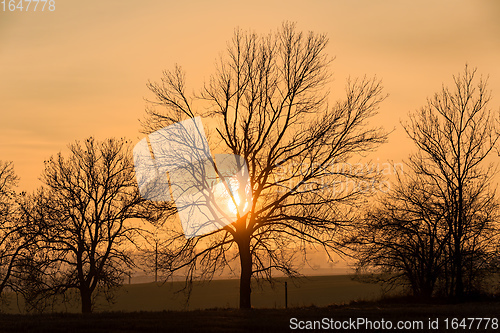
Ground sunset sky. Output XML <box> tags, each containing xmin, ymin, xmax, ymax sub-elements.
<box><xmin>1</xmin><ymin>0</ymin><xmax>499</xmax><ymax>191</ymax></box>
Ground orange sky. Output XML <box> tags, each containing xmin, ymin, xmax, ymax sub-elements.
<box><xmin>1</xmin><ymin>0</ymin><xmax>500</xmax><ymax>191</ymax></box>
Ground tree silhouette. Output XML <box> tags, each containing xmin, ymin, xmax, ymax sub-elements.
<box><xmin>351</xmin><ymin>66</ymin><xmax>500</xmax><ymax>298</ymax></box>
<box><xmin>0</xmin><ymin>161</ymin><xmax>35</xmax><ymax>302</ymax></box>
<box><xmin>142</xmin><ymin>23</ymin><xmax>387</xmax><ymax>308</ymax></box>
<box><xmin>19</xmin><ymin>138</ymin><xmax>147</xmax><ymax>313</ymax></box>
<box><xmin>351</xmin><ymin>170</ymin><xmax>450</xmax><ymax>298</ymax></box>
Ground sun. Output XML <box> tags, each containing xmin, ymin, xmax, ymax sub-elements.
<box><xmin>227</xmin><ymin>192</ymin><xmax>249</xmax><ymax>215</ymax></box>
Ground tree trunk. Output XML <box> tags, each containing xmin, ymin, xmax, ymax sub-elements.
<box><xmin>454</xmin><ymin>248</ymin><xmax>464</xmax><ymax>298</ymax></box>
<box><xmin>455</xmin><ymin>175</ymin><xmax>464</xmax><ymax>299</ymax></box>
<box><xmin>80</xmin><ymin>287</ymin><xmax>92</xmax><ymax>313</ymax></box>
<box><xmin>238</xmin><ymin>236</ymin><xmax>252</xmax><ymax>309</ymax></box>
<box><xmin>420</xmin><ymin>284</ymin><xmax>434</xmax><ymax>299</ymax></box>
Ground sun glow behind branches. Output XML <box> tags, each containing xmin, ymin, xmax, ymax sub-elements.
<box><xmin>225</xmin><ymin>177</ymin><xmax>250</xmax><ymax>216</ymax></box>
<box><xmin>227</xmin><ymin>193</ymin><xmax>250</xmax><ymax>215</ymax></box>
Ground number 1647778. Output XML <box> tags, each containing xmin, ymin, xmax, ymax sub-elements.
<box><xmin>1</xmin><ymin>0</ymin><xmax>55</xmax><ymax>11</ymax></box>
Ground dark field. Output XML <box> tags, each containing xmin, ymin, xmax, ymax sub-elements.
<box><xmin>0</xmin><ymin>275</ymin><xmax>499</xmax><ymax>332</ymax></box>
<box><xmin>0</xmin><ymin>301</ymin><xmax>499</xmax><ymax>332</ymax></box>
<box><xmin>0</xmin><ymin>275</ymin><xmax>387</xmax><ymax>313</ymax></box>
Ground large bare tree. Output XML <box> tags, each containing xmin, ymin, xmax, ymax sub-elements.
<box><xmin>20</xmin><ymin>138</ymin><xmax>147</xmax><ymax>313</ymax></box>
<box><xmin>143</xmin><ymin>23</ymin><xmax>387</xmax><ymax>308</ymax></box>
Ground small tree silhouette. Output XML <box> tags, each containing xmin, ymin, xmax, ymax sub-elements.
<box><xmin>19</xmin><ymin>138</ymin><xmax>147</xmax><ymax>313</ymax></box>
<box><xmin>0</xmin><ymin>161</ymin><xmax>35</xmax><ymax>303</ymax></box>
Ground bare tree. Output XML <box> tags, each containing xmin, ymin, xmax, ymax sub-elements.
<box><xmin>405</xmin><ymin>65</ymin><xmax>499</xmax><ymax>298</ymax></box>
<box><xmin>0</xmin><ymin>161</ymin><xmax>35</xmax><ymax>303</ymax></box>
<box><xmin>19</xmin><ymin>138</ymin><xmax>147</xmax><ymax>313</ymax></box>
<box><xmin>351</xmin><ymin>170</ymin><xmax>450</xmax><ymax>298</ymax></box>
<box><xmin>352</xmin><ymin>65</ymin><xmax>500</xmax><ymax>299</ymax></box>
<box><xmin>142</xmin><ymin>22</ymin><xmax>387</xmax><ymax>309</ymax></box>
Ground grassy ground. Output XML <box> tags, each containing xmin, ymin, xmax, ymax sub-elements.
<box><xmin>1</xmin><ymin>275</ymin><xmax>387</xmax><ymax>313</ymax></box>
<box><xmin>0</xmin><ymin>301</ymin><xmax>499</xmax><ymax>332</ymax></box>
<box><xmin>0</xmin><ymin>275</ymin><xmax>498</xmax><ymax>332</ymax></box>
<box><xmin>109</xmin><ymin>275</ymin><xmax>388</xmax><ymax>312</ymax></box>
